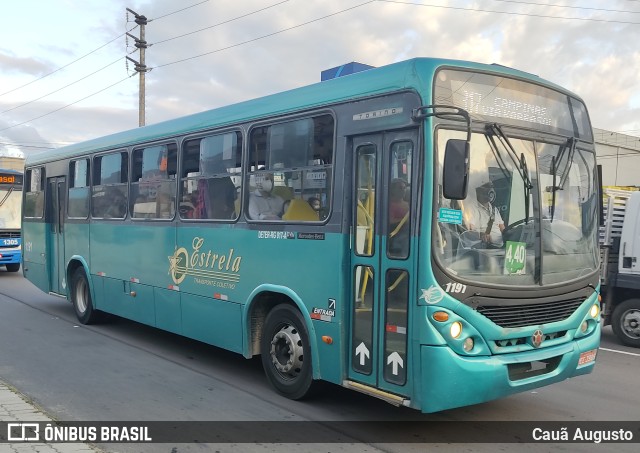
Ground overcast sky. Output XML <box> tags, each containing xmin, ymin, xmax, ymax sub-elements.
<box><xmin>1</xmin><ymin>0</ymin><xmax>639</xmax><ymax>158</ymax></box>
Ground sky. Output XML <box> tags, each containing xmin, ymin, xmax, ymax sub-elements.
<box><xmin>1</xmin><ymin>0</ymin><xmax>639</xmax><ymax>158</ymax></box>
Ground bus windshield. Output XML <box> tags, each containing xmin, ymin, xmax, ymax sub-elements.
<box><xmin>435</xmin><ymin>128</ymin><xmax>599</xmax><ymax>286</ymax></box>
<box><xmin>0</xmin><ymin>185</ymin><xmax>22</xmax><ymax>229</ymax></box>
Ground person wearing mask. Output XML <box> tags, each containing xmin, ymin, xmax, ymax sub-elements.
<box><xmin>248</xmin><ymin>173</ymin><xmax>284</xmax><ymax>220</ymax></box>
<box><xmin>466</xmin><ymin>181</ymin><xmax>504</xmax><ymax>248</ymax></box>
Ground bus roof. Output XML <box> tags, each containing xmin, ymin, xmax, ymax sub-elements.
<box><xmin>0</xmin><ymin>168</ymin><xmax>23</xmax><ymax>175</ymax></box>
<box><xmin>25</xmin><ymin>57</ymin><xmax>577</xmax><ymax>166</ymax></box>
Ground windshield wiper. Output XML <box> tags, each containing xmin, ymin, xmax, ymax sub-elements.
<box><xmin>549</xmin><ymin>137</ymin><xmax>577</xmax><ymax>222</ymax></box>
<box><xmin>487</xmin><ymin>124</ymin><xmax>534</xmax><ymax>221</ymax></box>
<box><xmin>0</xmin><ymin>186</ymin><xmax>13</xmax><ymax>208</ymax></box>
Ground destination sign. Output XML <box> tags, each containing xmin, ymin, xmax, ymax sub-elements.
<box><xmin>0</xmin><ymin>172</ymin><xmax>23</xmax><ymax>185</ymax></box>
<box><xmin>433</xmin><ymin>68</ymin><xmax>592</xmax><ymax>140</ymax></box>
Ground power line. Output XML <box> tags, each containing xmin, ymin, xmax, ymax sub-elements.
<box><xmin>154</xmin><ymin>0</ymin><xmax>376</xmax><ymax>69</ymax></box>
<box><xmin>0</xmin><ymin>58</ymin><xmax>122</xmax><ymax>115</ymax></box>
<box><xmin>151</xmin><ymin>0</ymin><xmax>211</xmax><ymax>21</ymax></box>
<box><xmin>0</xmin><ymin>1</ymin><xmax>211</xmax><ymax>100</ymax></box>
<box><xmin>0</xmin><ymin>75</ymin><xmax>134</xmax><ymax>134</ymax></box>
<box><xmin>488</xmin><ymin>0</ymin><xmax>640</xmax><ymax>15</ymax></box>
<box><xmin>154</xmin><ymin>0</ymin><xmax>290</xmax><ymax>45</ymax></box>
<box><xmin>0</xmin><ymin>141</ymin><xmax>59</xmax><ymax>150</ymax></box>
<box><xmin>378</xmin><ymin>0</ymin><xmax>640</xmax><ymax>25</ymax></box>
<box><xmin>0</xmin><ymin>33</ymin><xmax>129</xmax><ymax>99</ymax></box>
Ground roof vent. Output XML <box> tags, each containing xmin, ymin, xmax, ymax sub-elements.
<box><xmin>321</xmin><ymin>62</ymin><xmax>375</xmax><ymax>81</ymax></box>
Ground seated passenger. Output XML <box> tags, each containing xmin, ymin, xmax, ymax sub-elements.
<box><xmin>248</xmin><ymin>173</ymin><xmax>285</xmax><ymax>220</ymax></box>
<box><xmin>466</xmin><ymin>181</ymin><xmax>504</xmax><ymax>248</ymax></box>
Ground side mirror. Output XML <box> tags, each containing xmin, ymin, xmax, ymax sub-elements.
<box><xmin>443</xmin><ymin>139</ymin><xmax>470</xmax><ymax>200</ymax></box>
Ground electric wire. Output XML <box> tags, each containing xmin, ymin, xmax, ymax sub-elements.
<box><xmin>153</xmin><ymin>0</ymin><xmax>375</xmax><ymax>69</ymax></box>
<box><xmin>153</xmin><ymin>0</ymin><xmax>290</xmax><ymax>45</ymax></box>
<box><xmin>378</xmin><ymin>0</ymin><xmax>640</xmax><ymax>25</ymax></box>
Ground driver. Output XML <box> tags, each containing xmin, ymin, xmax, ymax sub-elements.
<box><xmin>466</xmin><ymin>181</ymin><xmax>504</xmax><ymax>247</ymax></box>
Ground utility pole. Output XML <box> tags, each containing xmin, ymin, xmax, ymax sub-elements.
<box><xmin>126</xmin><ymin>8</ymin><xmax>148</xmax><ymax>127</ymax></box>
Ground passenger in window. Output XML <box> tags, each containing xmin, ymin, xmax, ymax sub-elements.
<box><xmin>308</xmin><ymin>197</ymin><xmax>321</xmax><ymax>212</ymax></box>
<box><xmin>105</xmin><ymin>188</ymin><xmax>127</xmax><ymax>218</ymax></box>
<box><xmin>389</xmin><ymin>178</ymin><xmax>409</xmax><ymax>225</ymax></box>
<box><xmin>466</xmin><ymin>181</ymin><xmax>504</xmax><ymax>248</ymax></box>
<box><xmin>209</xmin><ymin>177</ymin><xmax>236</xmax><ymax>219</ymax></box>
<box><xmin>248</xmin><ymin>173</ymin><xmax>284</xmax><ymax>220</ymax></box>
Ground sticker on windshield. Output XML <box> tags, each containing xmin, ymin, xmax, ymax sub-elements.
<box><xmin>438</xmin><ymin>207</ymin><xmax>463</xmax><ymax>225</ymax></box>
<box><xmin>504</xmin><ymin>241</ymin><xmax>527</xmax><ymax>275</ymax></box>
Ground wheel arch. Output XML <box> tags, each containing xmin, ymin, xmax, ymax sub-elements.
<box><xmin>66</xmin><ymin>256</ymin><xmax>93</xmax><ymax>303</ymax></box>
<box><xmin>242</xmin><ymin>284</ymin><xmax>320</xmax><ymax>379</ymax></box>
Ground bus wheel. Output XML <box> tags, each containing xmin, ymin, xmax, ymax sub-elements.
<box><xmin>5</xmin><ymin>263</ymin><xmax>20</xmax><ymax>272</ymax></box>
<box><xmin>261</xmin><ymin>304</ymin><xmax>315</xmax><ymax>400</ymax></box>
<box><xmin>612</xmin><ymin>299</ymin><xmax>640</xmax><ymax>347</ymax></box>
<box><xmin>70</xmin><ymin>267</ymin><xmax>102</xmax><ymax>325</ymax></box>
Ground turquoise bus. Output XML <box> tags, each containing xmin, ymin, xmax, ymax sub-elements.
<box><xmin>1</xmin><ymin>169</ymin><xmax>23</xmax><ymax>272</ymax></box>
<box><xmin>22</xmin><ymin>58</ymin><xmax>601</xmax><ymax>412</ymax></box>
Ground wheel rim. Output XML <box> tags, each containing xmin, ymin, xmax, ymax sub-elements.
<box><xmin>75</xmin><ymin>277</ymin><xmax>89</xmax><ymax>314</ymax></box>
<box><xmin>269</xmin><ymin>324</ymin><xmax>304</xmax><ymax>380</ymax></box>
<box><xmin>621</xmin><ymin>309</ymin><xmax>640</xmax><ymax>340</ymax></box>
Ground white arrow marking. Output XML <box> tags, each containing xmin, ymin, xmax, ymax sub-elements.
<box><xmin>355</xmin><ymin>342</ymin><xmax>370</xmax><ymax>366</ymax></box>
<box><xmin>387</xmin><ymin>351</ymin><xmax>404</xmax><ymax>375</ymax></box>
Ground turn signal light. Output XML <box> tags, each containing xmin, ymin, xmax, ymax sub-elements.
<box><xmin>433</xmin><ymin>311</ymin><xmax>449</xmax><ymax>322</ymax></box>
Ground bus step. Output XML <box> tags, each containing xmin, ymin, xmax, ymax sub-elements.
<box><xmin>342</xmin><ymin>380</ymin><xmax>410</xmax><ymax>407</ymax></box>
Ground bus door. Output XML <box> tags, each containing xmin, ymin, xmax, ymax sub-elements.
<box><xmin>349</xmin><ymin>130</ymin><xmax>417</xmax><ymax>398</ymax></box>
<box><xmin>46</xmin><ymin>177</ymin><xmax>66</xmax><ymax>294</ymax></box>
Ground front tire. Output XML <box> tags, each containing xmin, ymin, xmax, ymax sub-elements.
<box><xmin>70</xmin><ymin>267</ymin><xmax>103</xmax><ymax>325</ymax></box>
<box><xmin>261</xmin><ymin>304</ymin><xmax>316</xmax><ymax>400</ymax></box>
<box><xmin>611</xmin><ymin>298</ymin><xmax>640</xmax><ymax>347</ymax></box>
<box><xmin>5</xmin><ymin>263</ymin><xmax>20</xmax><ymax>272</ymax></box>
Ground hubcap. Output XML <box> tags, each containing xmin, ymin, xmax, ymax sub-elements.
<box><xmin>621</xmin><ymin>309</ymin><xmax>640</xmax><ymax>339</ymax></box>
<box><xmin>75</xmin><ymin>278</ymin><xmax>88</xmax><ymax>314</ymax></box>
<box><xmin>270</xmin><ymin>324</ymin><xmax>304</xmax><ymax>378</ymax></box>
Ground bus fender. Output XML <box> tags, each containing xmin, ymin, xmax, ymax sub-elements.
<box><xmin>66</xmin><ymin>256</ymin><xmax>94</xmax><ymax>303</ymax></box>
<box><xmin>243</xmin><ymin>284</ymin><xmax>321</xmax><ymax>379</ymax></box>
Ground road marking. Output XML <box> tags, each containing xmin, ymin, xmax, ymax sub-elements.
<box><xmin>600</xmin><ymin>347</ymin><xmax>640</xmax><ymax>357</ymax></box>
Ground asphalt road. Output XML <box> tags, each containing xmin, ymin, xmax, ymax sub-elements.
<box><xmin>0</xmin><ymin>269</ymin><xmax>638</xmax><ymax>452</ymax></box>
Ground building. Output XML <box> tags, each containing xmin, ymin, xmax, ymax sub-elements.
<box><xmin>0</xmin><ymin>156</ymin><xmax>25</xmax><ymax>172</ymax></box>
<box><xmin>594</xmin><ymin>128</ymin><xmax>640</xmax><ymax>186</ymax></box>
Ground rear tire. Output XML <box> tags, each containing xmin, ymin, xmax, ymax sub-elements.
<box><xmin>261</xmin><ymin>304</ymin><xmax>316</xmax><ymax>400</ymax></box>
<box><xmin>70</xmin><ymin>267</ymin><xmax>103</xmax><ymax>325</ymax></box>
<box><xmin>611</xmin><ymin>298</ymin><xmax>640</xmax><ymax>347</ymax></box>
<box><xmin>5</xmin><ymin>263</ymin><xmax>20</xmax><ymax>272</ymax></box>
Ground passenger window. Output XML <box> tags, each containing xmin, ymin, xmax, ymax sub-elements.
<box><xmin>69</xmin><ymin>159</ymin><xmax>90</xmax><ymax>218</ymax></box>
<box><xmin>92</xmin><ymin>152</ymin><xmax>128</xmax><ymax>219</ymax></box>
<box><xmin>180</xmin><ymin>132</ymin><xmax>242</xmax><ymax>220</ymax></box>
<box><xmin>246</xmin><ymin>115</ymin><xmax>334</xmax><ymax>222</ymax></box>
<box><xmin>387</xmin><ymin>141</ymin><xmax>413</xmax><ymax>259</ymax></box>
<box><xmin>24</xmin><ymin>167</ymin><xmax>45</xmax><ymax>218</ymax></box>
<box><xmin>131</xmin><ymin>143</ymin><xmax>177</xmax><ymax>220</ymax></box>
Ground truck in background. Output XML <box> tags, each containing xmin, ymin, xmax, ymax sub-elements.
<box><xmin>600</xmin><ymin>187</ymin><xmax>640</xmax><ymax>347</ymax></box>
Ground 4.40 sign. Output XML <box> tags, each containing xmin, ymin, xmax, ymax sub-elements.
<box><xmin>504</xmin><ymin>241</ymin><xmax>527</xmax><ymax>275</ymax></box>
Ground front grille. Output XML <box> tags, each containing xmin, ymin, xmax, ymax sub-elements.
<box><xmin>0</xmin><ymin>232</ymin><xmax>20</xmax><ymax>239</ymax></box>
<box><xmin>477</xmin><ymin>298</ymin><xmax>584</xmax><ymax>328</ymax></box>
<box><xmin>494</xmin><ymin>330</ymin><xmax>567</xmax><ymax>348</ymax></box>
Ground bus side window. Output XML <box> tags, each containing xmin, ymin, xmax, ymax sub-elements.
<box><xmin>180</xmin><ymin>132</ymin><xmax>242</xmax><ymax>221</ymax></box>
<box><xmin>131</xmin><ymin>143</ymin><xmax>177</xmax><ymax>220</ymax></box>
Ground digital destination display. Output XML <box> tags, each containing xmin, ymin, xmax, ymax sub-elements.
<box><xmin>434</xmin><ymin>68</ymin><xmax>592</xmax><ymax>140</ymax></box>
<box><xmin>0</xmin><ymin>172</ymin><xmax>23</xmax><ymax>185</ymax></box>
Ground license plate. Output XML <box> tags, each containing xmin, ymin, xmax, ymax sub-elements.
<box><xmin>578</xmin><ymin>349</ymin><xmax>597</xmax><ymax>366</ymax></box>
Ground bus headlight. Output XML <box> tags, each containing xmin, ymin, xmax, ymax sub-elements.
<box><xmin>450</xmin><ymin>321</ymin><xmax>462</xmax><ymax>339</ymax></box>
<box><xmin>581</xmin><ymin>321</ymin><xmax>588</xmax><ymax>333</ymax></box>
<box><xmin>590</xmin><ymin>304</ymin><xmax>600</xmax><ymax>319</ymax></box>
<box><xmin>463</xmin><ymin>337</ymin><xmax>474</xmax><ymax>352</ymax></box>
